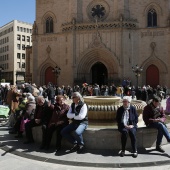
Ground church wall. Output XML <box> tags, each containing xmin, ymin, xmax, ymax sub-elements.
<box><xmin>32</xmin><ymin>0</ymin><xmax>170</xmax><ymax>87</ymax></box>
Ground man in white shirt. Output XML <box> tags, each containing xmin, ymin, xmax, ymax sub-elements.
<box><xmin>61</xmin><ymin>92</ymin><xmax>88</xmax><ymax>153</ymax></box>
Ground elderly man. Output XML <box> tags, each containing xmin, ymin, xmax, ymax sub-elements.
<box><xmin>116</xmin><ymin>96</ymin><xmax>138</xmax><ymax>158</ymax></box>
<box><xmin>61</xmin><ymin>92</ymin><xmax>88</xmax><ymax>153</ymax></box>
<box><xmin>143</xmin><ymin>95</ymin><xmax>170</xmax><ymax>153</ymax></box>
<box><xmin>24</xmin><ymin>96</ymin><xmax>52</xmax><ymax>144</ymax></box>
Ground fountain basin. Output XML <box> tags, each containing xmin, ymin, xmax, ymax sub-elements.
<box><xmin>83</xmin><ymin>96</ymin><xmax>147</xmax><ymax>121</ymax></box>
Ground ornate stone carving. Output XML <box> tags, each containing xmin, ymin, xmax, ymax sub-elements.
<box><xmin>46</xmin><ymin>45</ymin><xmax>51</xmax><ymax>57</ymax></box>
<box><xmin>87</xmin><ymin>0</ymin><xmax>110</xmax><ymax>21</ymax></box>
<box><xmin>62</xmin><ymin>19</ymin><xmax>137</xmax><ymax>32</ymax></box>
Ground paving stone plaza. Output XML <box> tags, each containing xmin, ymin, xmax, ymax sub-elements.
<box><xmin>1</xmin><ymin>99</ymin><xmax>170</xmax><ymax>170</ymax></box>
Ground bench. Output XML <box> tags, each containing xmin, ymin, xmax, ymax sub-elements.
<box><xmin>32</xmin><ymin>124</ymin><xmax>170</xmax><ymax>150</ymax></box>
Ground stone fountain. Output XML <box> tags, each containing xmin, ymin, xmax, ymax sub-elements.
<box><xmin>83</xmin><ymin>96</ymin><xmax>147</xmax><ymax>127</ymax></box>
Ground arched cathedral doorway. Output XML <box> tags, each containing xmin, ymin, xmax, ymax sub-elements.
<box><xmin>146</xmin><ymin>64</ymin><xmax>159</xmax><ymax>88</ymax></box>
<box><xmin>45</xmin><ymin>67</ymin><xmax>55</xmax><ymax>85</ymax></box>
<box><xmin>91</xmin><ymin>62</ymin><xmax>108</xmax><ymax>85</ymax></box>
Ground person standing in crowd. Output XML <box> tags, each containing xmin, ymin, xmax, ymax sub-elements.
<box><xmin>116</xmin><ymin>96</ymin><xmax>138</xmax><ymax>158</ymax></box>
<box><xmin>143</xmin><ymin>95</ymin><xmax>170</xmax><ymax>153</ymax></box>
<box><xmin>66</xmin><ymin>85</ymin><xmax>73</xmax><ymax>99</ymax></box>
<box><xmin>24</xmin><ymin>96</ymin><xmax>52</xmax><ymax>144</ymax></box>
<box><xmin>61</xmin><ymin>92</ymin><xmax>88</xmax><ymax>153</ymax></box>
<box><xmin>11</xmin><ymin>93</ymin><xmax>28</xmax><ymax>137</ymax></box>
<box><xmin>165</xmin><ymin>94</ymin><xmax>170</xmax><ymax>114</ymax></box>
<box><xmin>93</xmin><ymin>84</ymin><xmax>100</xmax><ymax>96</ymax></box>
<box><xmin>41</xmin><ymin>95</ymin><xmax>69</xmax><ymax>152</ymax></box>
<box><xmin>46</xmin><ymin>83</ymin><xmax>55</xmax><ymax>104</ymax></box>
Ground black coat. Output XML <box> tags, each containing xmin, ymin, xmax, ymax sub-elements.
<box><xmin>116</xmin><ymin>105</ymin><xmax>138</xmax><ymax>131</ymax></box>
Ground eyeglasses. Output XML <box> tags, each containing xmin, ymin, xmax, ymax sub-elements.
<box><xmin>72</xmin><ymin>96</ymin><xmax>77</xmax><ymax>99</ymax></box>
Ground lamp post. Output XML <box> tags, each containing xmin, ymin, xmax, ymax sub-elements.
<box><xmin>52</xmin><ymin>66</ymin><xmax>61</xmax><ymax>78</ymax></box>
<box><xmin>132</xmin><ymin>65</ymin><xmax>143</xmax><ymax>87</ymax></box>
<box><xmin>0</xmin><ymin>66</ymin><xmax>4</xmax><ymax>83</ymax></box>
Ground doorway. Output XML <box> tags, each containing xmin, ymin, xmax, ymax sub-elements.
<box><xmin>146</xmin><ymin>64</ymin><xmax>159</xmax><ymax>88</ymax></box>
<box><xmin>45</xmin><ymin>67</ymin><xmax>55</xmax><ymax>85</ymax></box>
<box><xmin>91</xmin><ymin>62</ymin><xmax>108</xmax><ymax>85</ymax></box>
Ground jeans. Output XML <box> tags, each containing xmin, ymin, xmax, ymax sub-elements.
<box><xmin>148</xmin><ymin>122</ymin><xmax>170</xmax><ymax>146</ymax></box>
<box><xmin>61</xmin><ymin>122</ymin><xmax>88</xmax><ymax>146</ymax></box>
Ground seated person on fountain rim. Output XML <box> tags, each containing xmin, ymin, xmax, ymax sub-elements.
<box><xmin>143</xmin><ymin>95</ymin><xmax>170</xmax><ymax>153</ymax></box>
<box><xmin>116</xmin><ymin>96</ymin><xmax>138</xmax><ymax>158</ymax></box>
<box><xmin>61</xmin><ymin>92</ymin><xmax>88</xmax><ymax>153</ymax></box>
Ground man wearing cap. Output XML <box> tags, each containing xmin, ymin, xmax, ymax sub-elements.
<box><xmin>116</xmin><ymin>96</ymin><xmax>138</xmax><ymax>158</ymax></box>
<box><xmin>143</xmin><ymin>95</ymin><xmax>170</xmax><ymax>153</ymax></box>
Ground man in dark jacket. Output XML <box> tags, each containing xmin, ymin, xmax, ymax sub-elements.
<box><xmin>116</xmin><ymin>96</ymin><xmax>138</xmax><ymax>158</ymax></box>
<box><xmin>46</xmin><ymin>83</ymin><xmax>55</xmax><ymax>104</ymax></box>
<box><xmin>41</xmin><ymin>95</ymin><xmax>69</xmax><ymax>152</ymax></box>
<box><xmin>143</xmin><ymin>95</ymin><xmax>170</xmax><ymax>153</ymax></box>
<box><xmin>24</xmin><ymin>96</ymin><xmax>52</xmax><ymax>144</ymax></box>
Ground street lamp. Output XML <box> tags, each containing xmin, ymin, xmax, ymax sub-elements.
<box><xmin>132</xmin><ymin>65</ymin><xmax>143</xmax><ymax>87</ymax></box>
<box><xmin>52</xmin><ymin>66</ymin><xmax>61</xmax><ymax>78</ymax></box>
<box><xmin>0</xmin><ymin>66</ymin><xmax>4</xmax><ymax>83</ymax></box>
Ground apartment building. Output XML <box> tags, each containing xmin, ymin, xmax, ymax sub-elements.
<box><xmin>0</xmin><ymin>20</ymin><xmax>32</xmax><ymax>84</ymax></box>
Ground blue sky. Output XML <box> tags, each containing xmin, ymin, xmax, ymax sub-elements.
<box><xmin>0</xmin><ymin>0</ymin><xmax>35</xmax><ymax>26</ymax></box>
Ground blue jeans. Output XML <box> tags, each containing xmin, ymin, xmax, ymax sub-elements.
<box><xmin>148</xmin><ymin>122</ymin><xmax>170</xmax><ymax>146</ymax></box>
<box><xmin>61</xmin><ymin>122</ymin><xmax>88</xmax><ymax>146</ymax></box>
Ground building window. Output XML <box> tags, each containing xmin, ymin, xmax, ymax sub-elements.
<box><xmin>17</xmin><ymin>62</ymin><xmax>21</xmax><ymax>69</ymax></box>
<box><xmin>46</xmin><ymin>17</ymin><xmax>53</xmax><ymax>33</ymax></box>
<box><xmin>22</xmin><ymin>35</ymin><xmax>25</xmax><ymax>41</ymax></box>
<box><xmin>27</xmin><ymin>36</ymin><xmax>30</xmax><ymax>42</ymax></box>
<box><xmin>22</xmin><ymin>54</ymin><xmax>25</xmax><ymax>59</ymax></box>
<box><xmin>17</xmin><ymin>53</ymin><xmax>21</xmax><ymax>59</ymax></box>
<box><xmin>22</xmin><ymin>44</ymin><xmax>25</xmax><ymax>50</ymax></box>
<box><xmin>17</xmin><ymin>26</ymin><xmax>19</xmax><ymax>31</ymax></box>
<box><xmin>22</xmin><ymin>63</ymin><xmax>25</xmax><ymax>68</ymax></box>
<box><xmin>17</xmin><ymin>34</ymin><xmax>21</xmax><ymax>40</ymax></box>
<box><xmin>17</xmin><ymin>44</ymin><xmax>21</xmax><ymax>50</ymax></box>
<box><xmin>147</xmin><ymin>8</ymin><xmax>157</xmax><ymax>27</ymax></box>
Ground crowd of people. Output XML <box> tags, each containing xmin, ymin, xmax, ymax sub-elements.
<box><xmin>0</xmin><ymin>81</ymin><xmax>170</xmax><ymax>157</ymax></box>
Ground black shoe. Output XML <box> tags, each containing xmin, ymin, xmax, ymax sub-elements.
<box><xmin>77</xmin><ymin>145</ymin><xmax>85</xmax><ymax>154</ymax></box>
<box><xmin>23</xmin><ymin>140</ymin><xmax>34</xmax><ymax>144</ymax></box>
<box><xmin>156</xmin><ymin>145</ymin><xmax>165</xmax><ymax>153</ymax></box>
<box><xmin>55</xmin><ymin>146</ymin><xmax>61</xmax><ymax>152</ymax></box>
<box><xmin>132</xmin><ymin>151</ymin><xmax>138</xmax><ymax>158</ymax></box>
<box><xmin>70</xmin><ymin>144</ymin><xmax>79</xmax><ymax>152</ymax></box>
<box><xmin>119</xmin><ymin>150</ymin><xmax>125</xmax><ymax>157</ymax></box>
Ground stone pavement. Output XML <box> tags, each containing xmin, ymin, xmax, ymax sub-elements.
<box><xmin>0</xmin><ymin>99</ymin><xmax>170</xmax><ymax>170</ymax></box>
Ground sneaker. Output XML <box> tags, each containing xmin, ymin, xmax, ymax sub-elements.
<box><xmin>70</xmin><ymin>144</ymin><xmax>79</xmax><ymax>152</ymax></box>
<box><xmin>156</xmin><ymin>145</ymin><xmax>165</xmax><ymax>153</ymax></box>
<box><xmin>77</xmin><ymin>145</ymin><xmax>85</xmax><ymax>154</ymax></box>
<box><xmin>132</xmin><ymin>151</ymin><xmax>138</xmax><ymax>158</ymax></box>
<box><xmin>119</xmin><ymin>150</ymin><xmax>125</xmax><ymax>157</ymax></box>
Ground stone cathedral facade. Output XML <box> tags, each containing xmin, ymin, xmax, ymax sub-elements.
<box><xmin>30</xmin><ymin>0</ymin><xmax>170</xmax><ymax>87</ymax></box>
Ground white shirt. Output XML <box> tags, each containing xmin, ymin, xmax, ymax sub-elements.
<box><xmin>67</xmin><ymin>103</ymin><xmax>87</xmax><ymax>120</ymax></box>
